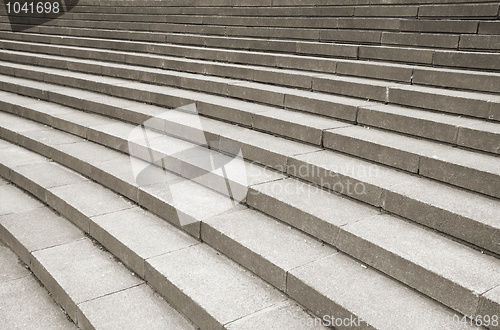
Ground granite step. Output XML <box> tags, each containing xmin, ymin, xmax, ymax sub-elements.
<box><xmin>0</xmin><ymin>41</ymin><xmax>498</xmax><ymax>119</ymax></box>
<box><xmin>0</xmin><ymin>49</ymin><xmax>498</xmax><ymax>151</ymax></box>
<box><xmin>0</xmin><ymin>142</ymin><xmax>329</xmax><ymax>330</ymax></box>
<box><xmin>0</xmin><ymin>85</ymin><xmax>498</xmax><ymax>257</ymax></box>
<box><xmin>0</xmin><ymin>182</ymin><xmax>197</xmax><ymax>330</ymax></box>
<box><xmin>1</xmin><ymin>96</ymin><xmax>499</xmax><ymax>317</ymax></box>
<box><xmin>0</xmin><ymin>67</ymin><xmax>498</xmax><ymax>198</ymax></box>
<box><xmin>1</xmin><ymin>31</ymin><xmax>499</xmax><ymax>94</ymax></box>
<box><xmin>323</xmin><ymin>125</ymin><xmax>500</xmax><ymax>198</ymax></box>
<box><xmin>3</xmin><ymin>21</ymin><xmax>499</xmax><ymax>71</ymax></box>
<box><xmin>0</xmin><ymin>127</ymin><xmax>487</xmax><ymax>330</ymax></box>
<box><xmin>0</xmin><ymin>232</ymin><xmax>77</xmax><ymax>330</ymax></box>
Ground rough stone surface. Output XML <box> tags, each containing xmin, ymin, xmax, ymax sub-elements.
<box><xmin>0</xmin><ymin>184</ymin><xmax>44</xmax><ymax>216</ymax></box>
<box><xmin>289</xmin><ymin>253</ymin><xmax>478</xmax><ymax>330</ymax></box>
<box><xmin>0</xmin><ymin>242</ymin><xmax>29</xmax><ymax>284</ymax></box>
<box><xmin>47</xmin><ymin>180</ymin><xmax>136</xmax><ymax>232</ymax></box>
<box><xmin>0</xmin><ymin>276</ymin><xmax>77</xmax><ymax>329</ymax></box>
<box><xmin>0</xmin><ymin>207</ymin><xmax>85</xmax><ymax>265</ymax></box>
<box><xmin>382</xmin><ymin>176</ymin><xmax>500</xmax><ymax>255</ymax></box>
<box><xmin>337</xmin><ymin>213</ymin><xmax>500</xmax><ymax>317</ymax></box>
<box><xmin>77</xmin><ymin>284</ymin><xmax>196</xmax><ymax>330</ymax></box>
<box><xmin>248</xmin><ymin>178</ymin><xmax>379</xmax><ymax>245</ymax></box>
<box><xmin>10</xmin><ymin>161</ymin><xmax>87</xmax><ymax>202</ymax></box>
<box><xmin>202</xmin><ymin>208</ymin><xmax>335</xmax><ymax>291</ymax></box>
<box><xmin>90</xmin><ymin>207</ymin><xmax>199</xmax><ymax>278</ymax></box>
<box><xmin>478</xmin><ymin>286</ymin><xmax>500</xmax><ymax>330</ymax></box>
<box><xmin>288</xmin><ymin>149</ymin><xmax>408</xmax><ymax>207</ymax></box>
<box><xmin>31</xmin><ymin>238</ymin><xmax>144</xmax><ymax>321</ymax></box>
<box><xmin>227</xmin><ymin>300</ymin><xmax>329</xmax><ymax>330</ymax></box>
<box><xmin>146</xmin><ymin>244</ymin><xmax>286</xmax><ymax>329</ymax></box>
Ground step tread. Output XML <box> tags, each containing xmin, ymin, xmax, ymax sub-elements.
<box><xmin>0</xmin><ymin>140</ymin><xmax>325</xmax><ymax>329</ymax></box>
<box><xmin>1</xmin><ymin>102</ymin><xmax>492</xmax><ymax>326</ymax></box>
<box><xmin>289</xmin><ymin>149</ymin><xmax>500</xmax><ymax>254</ymax></box>
<box><xmin>3</xmin><ymin>32</ymin><xmax>499</xmax><ymax>95</ymax></box>
<box><xmin>248</xmin><ymin>178</ymin><xmax>500</xmax><ymax>315</ymax></box>
<box><xmin>324</xmin><ymin>125</ymin><xmax>500</xmax><ymax>198</ymax></box>
<box><xmin>289</xmin><ymin>253</ymin><xmax>479</xmax><ymax>330</ymax></box>
<box><xmin>0</xmin><ymin>241</ymin><xmax>77</xmax><ymax>330</ymax></box>
<box><xmin>1</xmin><ymin>90</ymin><xmax>498</xmax><ymax>255</ymax></box>
<box><xmin>0</xmin><ymin>183</ymin><xmax>196</xmax><ymax>330</ymax></box>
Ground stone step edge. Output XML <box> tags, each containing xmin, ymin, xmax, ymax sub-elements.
<box><xmin>0</xmin><ymin>143</ymin><xmax>329</xmax><ymax>330</ymax></box>
<box><xmin>0</xmin><ymin>86</ymin><xmax>497</xmax><ymax>256</ymax></box>
<box><xmin>0</xmin><ymin>66</ymin><xmax>498</xmax><ymax>201</ymax></box>
<box><xmin>4</xmin><ymin>23</ymin><xmax>500</xmax><ymax>72</ymax></box>
<box><xmin>0</xmin><ymin>135</ymin><xmax>485</xmax><ymax>329</ymax></box>
<box><xmin>0</xmin><ymin>183</ymin><xmax>200</xmax><ymax>329</ymax></box>
<box><xmin>2</xmin><ymin>30</ymin><xmax>499</xmax><ymax>96</ymax></box>
<box><xmin>2</xmin><ymin>102</ymin><xmax>500</xmax><ymax>318</ymax></box>
<box><xmin>1</xmin><ymin>43</ymin><xmax>498</xmax><ymax>130</ymax></box>
<box><xmin>0</xmin><ymin>45</ymin><xmax>495</xmax><ymax>157</ymax></box>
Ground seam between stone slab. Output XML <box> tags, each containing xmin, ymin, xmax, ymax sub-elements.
<box><xmin>220</xmin><ymin>297</ymin><xmax>290</xmax><ymax>327</ymax></box>
<box><xmin>1</xmin><ymin>78</ymin><xmax>498</xmax><ymax>232</ymax></box>
<box><xmin>6</xmin><ymin>42</ymin><xmax>498</xmax><ymax>117</ymax></box>
<box><xmin>3</xmin><ymin>105</ymin><xmax>496</xmax><ymax>255</ymax></box>
<box><xmin>28</xmin><ymin>237</ymin><xmax>88</xmax><ymax>256</ymax></box>
<box><xmin>74</xmin><ymin>282</ymin><xmax>145</xmax><ymax>307</ymax></box>
<box><xmin>0</xmin><ymin>69</ymin><xmax>361</xmax><ymax>149</ymax></box>
<box><xmin>0</xmin><ymin>132</ymin><xmax>452</xmax><ymax>328</ymax></box>
<box><xmin>3</xmin><ymin>62</ymin><xmax>498</xmax><ymax>160</ymax></box>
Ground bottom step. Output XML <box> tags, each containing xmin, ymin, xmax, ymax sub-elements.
<box><xmin>0</xmin><ymin>182</ymin><xmax>197</xmax><ymax>330</ymax></box>
<box><xmin>0</xmin><ymin>236</ymin><xmax>76</xmax><ymax>330</ymax></box>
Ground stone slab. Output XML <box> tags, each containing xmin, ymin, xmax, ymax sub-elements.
<box><xmin>0</xmin><ymin>184</ymin><xmax>44</xmax><ymax>216</ymax></box>
<box><xmin>253</xmin><ymin>108</ymin><xmax>350</xmax><ymax>145</ymax></box>
<box><xmin>202</xmin><ymin>208</ymin><xmax>335</xmax><ymax>291</ymax></box>
<box><xmin>357</xmin><ymin>104</ymin><xmax>472</xmax><ymax>144</ymax></box>
<box><xmin>337</xmin><ymin>214</ymin><xmax>500</xmax><ymax>316</ymax></box>
<box><xmin>31</xmin><ymin>238</ymin><xmax>143</xmax><ymax>322</ymax></box>
<box><xmin>388</xmin><ymin>84</ymin><xmax>497</xmax><ymax>119</ymax></box>
<box><xmin>10</xmin><ymin>161</ymin><xmax>87</xmax><ymax>202</ymax></box>
<box><xmin>50</xmin><ymin>141</ymin><xmax>122</xmax><ymax>177</ymax></box>
<box><xmin>77</xmin><ymin>284</ymin><xmax>196</xmax><ymax>330</ymax></box>
<box><xmin>138</xmin><ymin>178</ymin><xmax>239</xmax><ymax>238</ymax></box>
<box><xmin>289</xmin><ymin>253</ymin><xmax>479</xmax><ymax>330</ymax></box>
<box><xmin>0</xmin><ymin>243</ymin><xmax>29</xmax><ymax>284</ymax></box>
<box><xmin>457</xmin><ymin>121</ymin><xmax>500</xmax><ymax>154</ymax></box>
<box><xmin>217</xmin><ymin>126</ymin><xmax>321</xmax><ymax>171</ymax></box>
<box><xmin>412</xmin><ymin>67</ymin><xmax>500</xmax><ymax>94</ymax></box>
<box><xmin>0</xmin><ymin>207</ymin><xmax>85</xmax><ymax>266</ymax></box>
<box><xmin>323</xmin><ymin>126</ymin><xmax>421</xmax><ymax>173</ymax></box>
<box><xmin>46</xmin><ymin>180</ymin><xmax>135</xmax><ymax>232</ymax></box>
<box><xmin>288</xmin><ymin>149</ymin><xmax>407</xmax><ymax>207</ymax></box>
<box><xmin>90</xmin><ymin>207</ymin><xmax>199</xmax><ymax>278</ymax></box>
<box><xmin>382</xmin><ymin>176</ymin><xmax>500</xmax><ymax>255</ymax></box>
<box><xmin>419</xmin><ymin>146</ymin><xmax>500</xmax><ymax>199</ymax></box>
<box><xmin>146</xmin><ymin>244</ymin><xmax>286</xmax><ymax>329</ymax></box>
<box><xmin>248</xmin><ymin>178</ymin><xmax>379</xmax><ymax>245</ymax></box>
<box><xmin>0</xmin><ymin>276</ymin><xmax>77</xmax><ymax>329</ymax></box>
<box><xmin>478</xmin><ymin>286</ymin><xmax>500</xmax><ymax>330</ymax></box>
<box><xmin>227</xmin><ymin>300</ymin><xmax>329</xmax><ymax>330</ymax></box>
<box><xmin>284</xmin><ymin>90</ymin><xmax>368</xmax><ymax>122</ymax></box>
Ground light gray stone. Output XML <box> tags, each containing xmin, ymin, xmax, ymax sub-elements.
<box><xmin>31</xmin><ymin>239</ymin><xmax>143</xmax><ymax>322</ymax></box>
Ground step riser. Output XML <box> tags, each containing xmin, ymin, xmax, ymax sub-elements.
<box><xmin>1</xmin><ymin>68</ymin><xmax>498</xmax><ymax>203</ymax></box>
<box><xmin>1</xmin><ymin>89</ymin><xmax>498</xmax><ymax>257</ymax></box>
<box><xmin>1</xmin><ymin>133</ymin><xmax>491</xmax><ymax>330</ymax></box>
<box><xmin>2</xmin><ymin>31</ymin><xmax>499</xmax><ymax>95</ymax></box>
<box><xmin>4</xmin><ymin>22</ymin><xmax>499</xmax><ymax>72</ymax></box>
<box><xmin>1</xmin><ymin>104</ymin><xmax>499</xmax><ymax>318</ymax></box>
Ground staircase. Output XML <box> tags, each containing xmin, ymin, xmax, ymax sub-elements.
<box><xmin>0</xmin><ymin>0</ymin><xmax>499</xmax><ymax>329</ymax></box>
